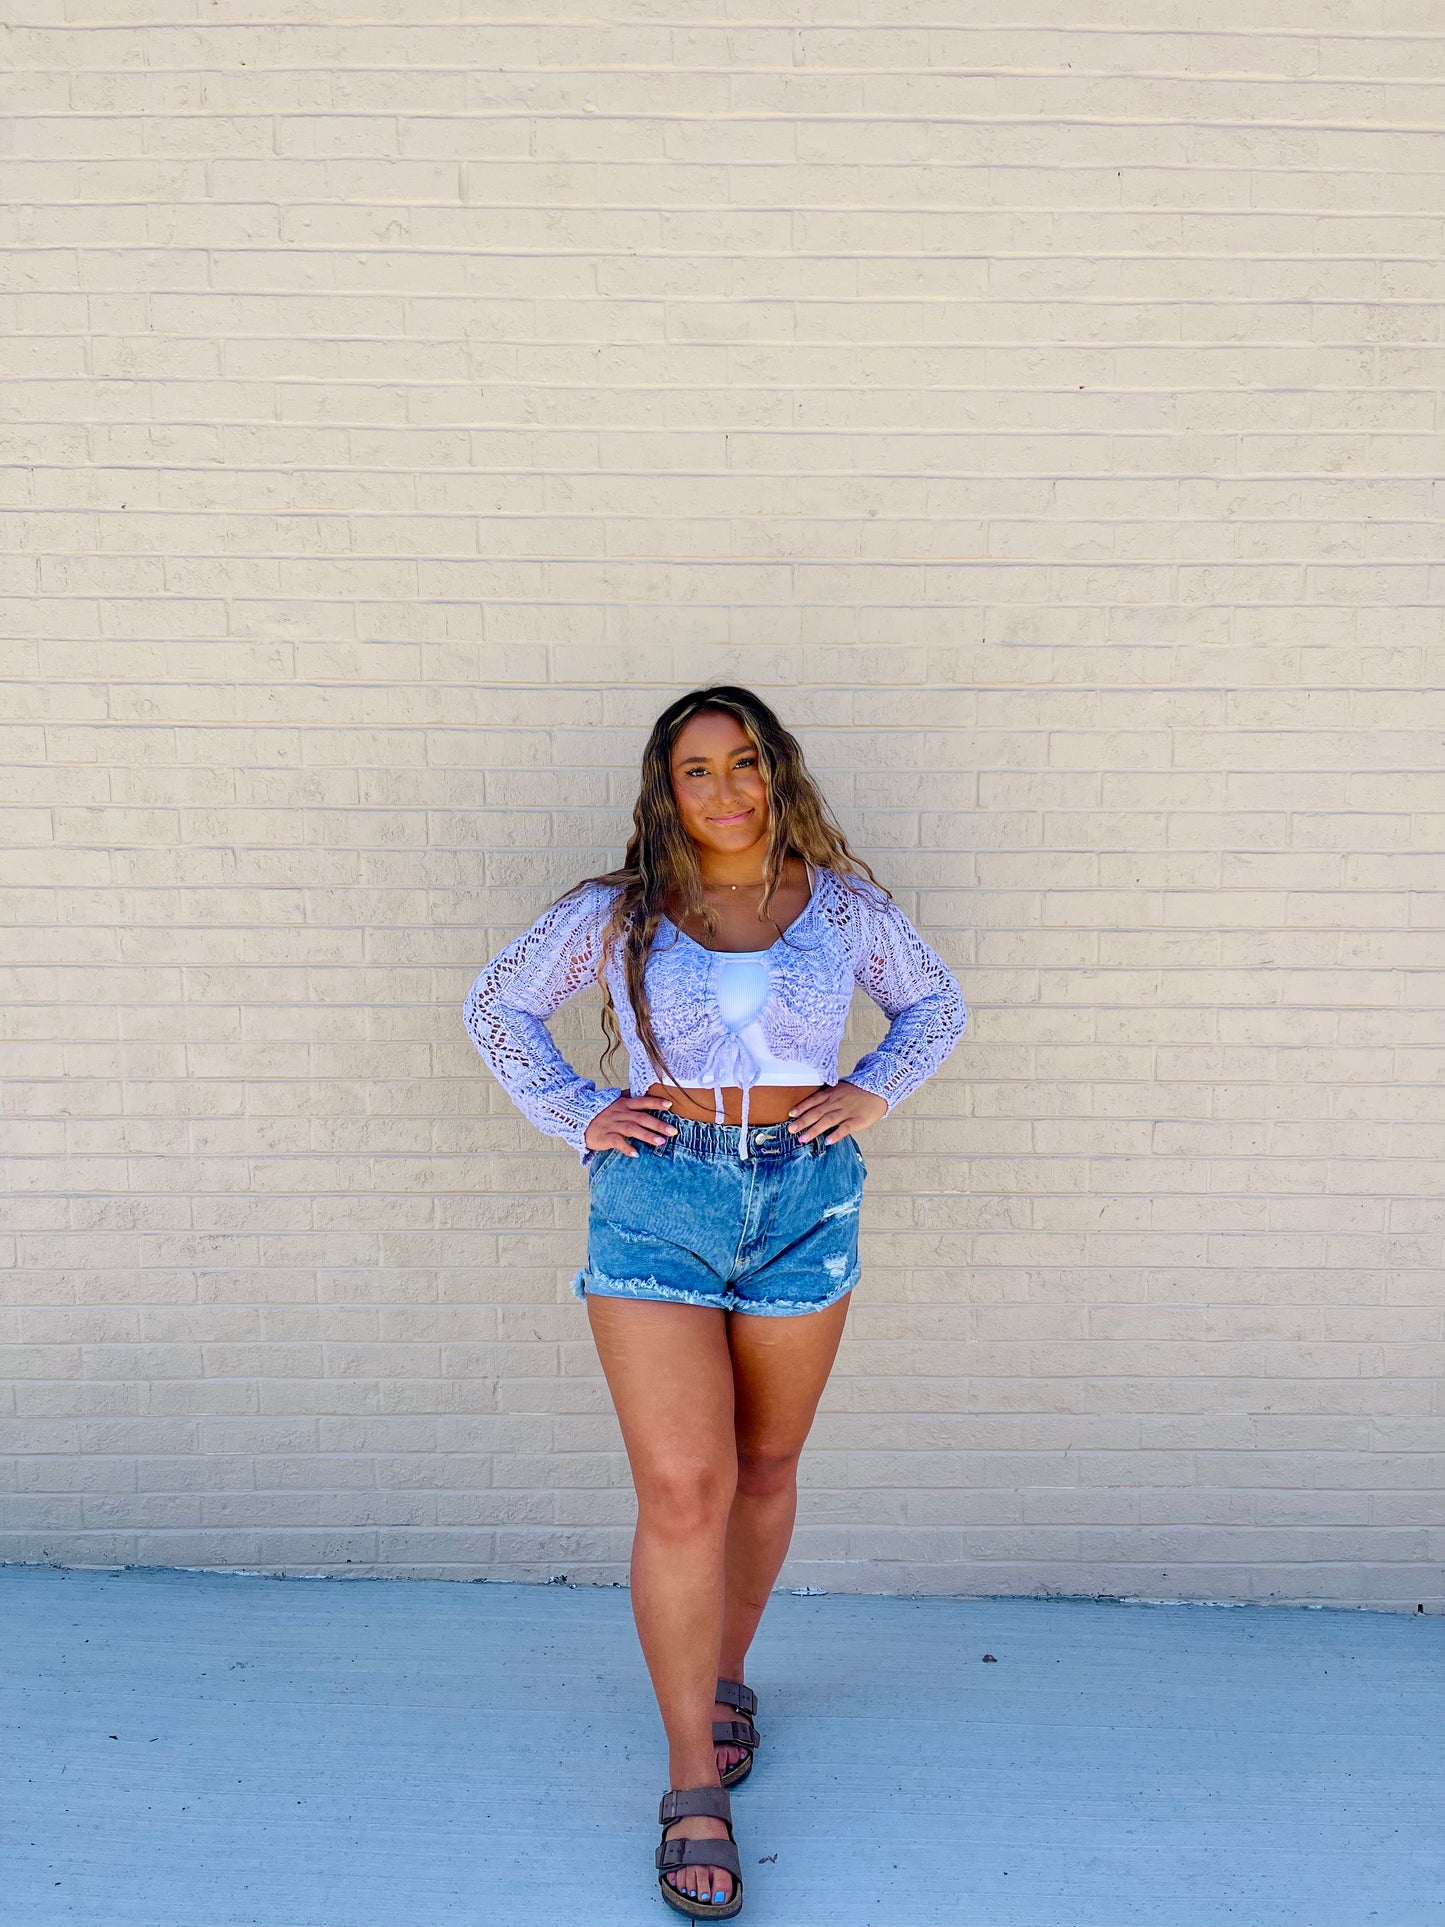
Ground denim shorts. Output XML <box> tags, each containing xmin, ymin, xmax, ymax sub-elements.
<box><xmin>571</xmin><ymin>1114</ymin><xmax>868</xmax><ymax>1317</ymax></box>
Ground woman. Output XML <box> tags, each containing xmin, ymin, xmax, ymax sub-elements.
<box><xmin>463</xmin><ymin>685</ymin><xmax>967</xmax><ymax>1918</ymax></box>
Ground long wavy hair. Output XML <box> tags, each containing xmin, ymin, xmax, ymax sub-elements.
<box><xmin>551</xmin><ymin>684</ymin><xmax>890</xmax><ymax>1093</ymax></box>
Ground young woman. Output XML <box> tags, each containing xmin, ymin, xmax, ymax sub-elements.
<box><xmin>463</xmin><ymin>685</ymin><xmax>967</xmax><ymax>1918</ymax></box>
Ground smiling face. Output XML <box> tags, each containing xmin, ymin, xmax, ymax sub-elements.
<box><xmin>668</xmin><ymin>708</ymin><xmax>771</xmax><ymax>865</ymax></box>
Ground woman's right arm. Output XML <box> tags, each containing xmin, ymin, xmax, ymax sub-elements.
<box><xmin>462</xmin><ymin>882</ymin><xmax>627</xmax><ymax>1164</ymax></box>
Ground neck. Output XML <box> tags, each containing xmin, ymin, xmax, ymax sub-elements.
<box><xmin>693</xmin><ymin>851</ymin><xmax>771</xmax><ymax>889</ymax></box>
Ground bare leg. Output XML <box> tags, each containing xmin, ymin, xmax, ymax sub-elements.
<box><xmin>586</xmin><ymin>1293</ymin><xmax>740</xmax><ymax>1908</ymax></box>
<box><xmin>713</xmin><ymin>1291</ymin><xmax>852</xmax><ymax>1773</ymax></box>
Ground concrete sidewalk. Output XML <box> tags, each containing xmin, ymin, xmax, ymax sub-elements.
<box><xmin>4</xmin><ymin>1565</ymin><xmax>1441</xmax><ymax>1927</ymax></box>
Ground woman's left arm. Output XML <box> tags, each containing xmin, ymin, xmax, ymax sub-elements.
<box><xmin>788</xmin><ymin>880</ymin><xmax>967</xmax><ymax>1146</ymax></box>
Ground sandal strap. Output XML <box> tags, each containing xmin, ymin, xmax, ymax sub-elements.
<box><xmin>712</xmin><ymin>1716</ymin><xmax>759</xmax><ymax>1750</ymax></box>
<box><xmin>656</xmin><ymin>1837</ymin><xmax>743</xmax><ymax>1879</ymax></box>
<box><xmin>715</xmin><ymin>1676</ymin><xmax>757</xmax><ymax>1717</ymax></box>
<box><xmin>659</xmin><ymin>1785</ymin><xmax>733</xmax><ymax>1827</ymax></box>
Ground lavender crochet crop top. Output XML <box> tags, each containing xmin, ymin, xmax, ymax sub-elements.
<box><xmin>462</xmin><ymin>862</ymin><xmax>968</xmax><ymax>1166</ymax></box>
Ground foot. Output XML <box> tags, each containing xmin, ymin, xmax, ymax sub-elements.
<box><xmin>714</xmin><ymin>1692</ymin><xmax>750</xmax><ymax>1779</ymax></box>
<box><xmin>661</xmin><ymin>1812</ymin><xmax>736</xmax><ymax>1910</ymax></box>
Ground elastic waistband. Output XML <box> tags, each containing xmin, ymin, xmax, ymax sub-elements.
<box><xmin>663</xmin><ymin>1114</ymin><xmax>823</xmax><ymax>1163</ymax></box>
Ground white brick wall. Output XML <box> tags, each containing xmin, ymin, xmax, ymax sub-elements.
<box><xmin>2</xmin><ymin>5</ymin><xmax>1441</xmax><ymax>1610</ymax></box>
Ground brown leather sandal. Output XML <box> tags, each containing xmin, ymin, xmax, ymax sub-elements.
<box><xmin>655</xmin><ymin>1784</ymin><xmax>745</xmax><ymax>1919</ymax></box>
<box><xmin>714</xmin><ymin>1676</ymin><xmax>759</xmax><ymax>1789</ymax></box>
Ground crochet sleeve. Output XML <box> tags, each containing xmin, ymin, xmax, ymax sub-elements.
<box><xmin>841</xmin><ymin>880</ymin><xmax>968</xmax><ymax>1114</ymax></box>
<box><xmin>461</xmin><ymin>881</ymin><xmax>626</xmax><ymax>1165</ymax></box>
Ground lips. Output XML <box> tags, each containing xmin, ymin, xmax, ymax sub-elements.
<box><xmin>710</xmin><ymin>809</ymin><xmax>752</xmax><ymax>824</ymax></box>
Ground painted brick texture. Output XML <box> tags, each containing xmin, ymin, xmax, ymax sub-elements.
<box><xmin>1</xmin><ymin>6</ymin><xmax>1442</xmax><ymax>1609</ymax></box>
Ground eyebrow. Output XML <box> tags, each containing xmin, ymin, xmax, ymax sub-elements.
<box><xmin>672</xmin><ymin>742</ymin><xmax>757</xmax><ymax>767</ymax></box>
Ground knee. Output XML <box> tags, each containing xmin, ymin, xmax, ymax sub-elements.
<box><xmin>636</xmin><ymin>1456</ymin><xmax>738</xmax><ymax>1539</ymax></box>
<box><xmin>735</xmin><ymin>1444</ymin><xmax>802</xmax><ymax>1501</ymax></box>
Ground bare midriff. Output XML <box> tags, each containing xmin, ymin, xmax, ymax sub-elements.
<box><xmin>644</xmin><ymin>1080</ymin><xmax>826</xmax><ymax>1128</ymax></box>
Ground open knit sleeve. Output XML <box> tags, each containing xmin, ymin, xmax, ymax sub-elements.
<box><xmin>462</xmin><ymin>881</ymin><xmax>625</xmax><ymax>1165</ymax></box>
<box><xmin>840</xmin><ymin>880</ymin><xmax>968</xmax><ymax>1114</ymax></box>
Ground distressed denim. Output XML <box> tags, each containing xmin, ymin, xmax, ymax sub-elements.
<box><xmin>571</xmin><ymin>1114</ymin><xmax>867</xmax><ymax>1317</ymax></box>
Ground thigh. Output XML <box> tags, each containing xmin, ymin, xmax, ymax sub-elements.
<box><xmin>726</xmin><ymin>1291</ymin><xmax>851</xmax><ymax>1465</ymax></box>
<box><xmin>586</xmin><ymin>1294</ymin><xmax>737</xmax><ymax>1487</ymax></box>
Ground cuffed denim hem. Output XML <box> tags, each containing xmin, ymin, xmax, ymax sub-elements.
<box><xmin>570</xmin><ymin>1259</ymin><xmax>859</xmax><ymax>1317</ymax></box>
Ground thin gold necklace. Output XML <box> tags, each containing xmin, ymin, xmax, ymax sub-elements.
<box><xmin>687</xmin><ymin>875</ymin><xmax>768</xmax><ymax>927</ymax></box>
